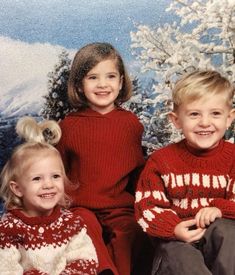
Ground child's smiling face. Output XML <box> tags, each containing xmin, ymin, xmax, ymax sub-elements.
<box><xmin>82</xmin><ymin>59</ymin><xmax>123</xmax><ymax>114</ymax></box>
<box><xmin>170</xmin><ymin>94</ymin><xmax>235</xmax><ymax>150</ymax></box>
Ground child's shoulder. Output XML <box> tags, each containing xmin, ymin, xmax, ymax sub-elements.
<box><xmin>0</xmin><ymin>211</ymin><xmax>20</xmax><ymax>229</ymax></box>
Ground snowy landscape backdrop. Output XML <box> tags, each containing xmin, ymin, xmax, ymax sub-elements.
<box><xmin>1</xmin><ymin>0</ymin><xmax>235</xmax><ymax>176</ymax></box>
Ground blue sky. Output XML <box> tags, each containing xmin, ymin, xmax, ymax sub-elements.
<box><xmin>0</xmin><ymin>0</ymin><xmax>173</xmax><ymax>61</ymax></box>
<box><xmin>0</xmin><ymin>0</ymin><xmax>175</xmax><ymax>118</ymax></box>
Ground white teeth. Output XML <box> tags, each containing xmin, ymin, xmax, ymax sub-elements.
<box><xmin>40</xmin><ymin>194</ymin><xmax>55</xmax><ymax>198</ymax></box>
<box><xmin>197</xmin><ymin>132</ymin><xmax>212</xmax><ymax>135</ymax></box>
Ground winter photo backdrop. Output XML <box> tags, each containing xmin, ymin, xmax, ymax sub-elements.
<box><xmin>1</xmin><ymin>0</ymin><xmax>235</xmax><ymax>173</ymax></box>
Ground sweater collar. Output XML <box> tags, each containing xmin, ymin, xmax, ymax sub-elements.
<box><xmin>182</xmin><ymin>139</ymin><xmax>224</xmax><ymax>158</ymax></box>
<box><xmin>9</xmin><ymin>206</ymin><xmax>62</xmax><ymax>226</ymax></box>
<box><xmin>69</xmin><ymin>107</ymin><xmax>124</xmax><ymax>118</ymax></box>
<box><xmin>177</xmin><ymin>138</ymin><xmax>233</xmax><ymax>170</ymax></box>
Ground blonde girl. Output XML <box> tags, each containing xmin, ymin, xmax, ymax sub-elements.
<box><xmin>0</xmin><ymin>116</ymin><xmax>98</xmax><ymax>275</ymax></box>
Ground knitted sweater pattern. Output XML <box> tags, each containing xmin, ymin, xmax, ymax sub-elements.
<box><xmin>135</xmin><ymin>139</ymin><xmax>235</xmax><ymax>239</ymax></box>
<box><xmin>57</xmin><ymin>108</ymin><xmax>144</xmax><ymax>209</ymax></box>
<box><xmin>0</xmin><ymin>207</ymin><xmax>98</xmax><ymax>275</ymax></box>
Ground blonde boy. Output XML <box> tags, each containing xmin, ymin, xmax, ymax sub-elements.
<box><xmin>135</xmin><ymin>70</ymin><xmax>235</xmax><ymax>275</ymax></box>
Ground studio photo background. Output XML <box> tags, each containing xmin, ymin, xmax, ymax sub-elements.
<box><xmin>1</xmin><ymin>0</ymin><xmax>235</xmax><ymax>176</ymax></box>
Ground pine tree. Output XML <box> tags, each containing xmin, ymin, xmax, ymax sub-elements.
<box><xmin>40</xmin><ymin>50</ymin><xmax>75</xmax><ymax>121</ymax></box>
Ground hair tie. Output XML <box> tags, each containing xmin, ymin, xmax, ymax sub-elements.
<box><xmin>42</xmin><ymin>128</ymin><xmax>55</xmax><ymax>143</ymax></box>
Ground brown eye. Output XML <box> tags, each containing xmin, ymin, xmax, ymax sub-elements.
<box><xmin>32</xmin><ymin>177</ymin><xmax>41</xmax><ymax>181</ymax></box>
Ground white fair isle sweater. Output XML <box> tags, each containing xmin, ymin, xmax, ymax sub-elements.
<box><xmin>0</xmin><ymin>207</ymin><xmax>98</xmax><ymax>275</ymax></box>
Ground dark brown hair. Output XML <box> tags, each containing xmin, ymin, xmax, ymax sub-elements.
<box><xmin>68</xmin><ymin>42</ymin><xmax>132</xmax><ymax>108</ymax></box>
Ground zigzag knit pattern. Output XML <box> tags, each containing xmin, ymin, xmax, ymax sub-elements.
<box><xmin>135</xmin><ymin>139</ymin><xmax>235</xmax><ymax>239</ymax></box>
<box><xmin>0</xmin><ymin>207</ymin><xmax>98</xmax><ymax>274</ymax></box>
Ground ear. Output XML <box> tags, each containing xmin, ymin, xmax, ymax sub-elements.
<box><xmin>168</xmin><ymin>111</ymin><xmax>182</xmax><ymax>129</ymax></box>
<box><xmin>226</xmin><ymin>108</ymin><xmax>235</xmax><ymax>128</ymax></box>
<box><xmin>9</xmin><ymin>181</ymin><xmax>23</xmax><ymax>197</ymax></box>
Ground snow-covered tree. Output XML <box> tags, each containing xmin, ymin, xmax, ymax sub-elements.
<box><xmin>40</xmin><ymin>50</ymin><xmax>75</xmax><ymax>121</ymax></box>
<box><xmin>129</xmin><ymin>0</ymin><xmax>235</xmax><ymax>152</ymax></box>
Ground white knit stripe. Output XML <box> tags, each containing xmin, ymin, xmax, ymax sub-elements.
<box><xmin>176</xmin><ymin>175</ymin><xmax>184</xmax><ymax>187</ymax></box>
<box><xmin>135</xmin><ymin>191</ymin><xmax>142</xmax><ymax>203</ymax></box>
<box><xmin>144</xmin><ymin>191</ymin><xmax>151</xmax><ymax>198</ymax></box>
<box><xmin>192</xmin><ymin>173</ymin><xmax>200</xmax><ymax>186</ymax></box>
<box><xmin>161</xmin><ymin>174</ymin><xmax>170</xmax><ymax>187</ymax></box>
<box><xmin>152</xmin><ymin>191</ymin><xmax>161</xmax><ymax>200</ymax></box>
<box><xmin>171</xmin><ymin>173</ymin><xmax>176</xmax><ymax>188</ymax></box>
<box><xmin>172</xmin><ymin>199</ymin><xmax>180</xmax><ymax>207</ymax></box>
<box><xmin>202</xmin><ymin>174</ymin><xmax>210</xmax><ymax>188</ymax></box>
<box><xmin>143</xmin><ymin>209</ymin><xmax>155</xmax><ymax>221</ymax></box>
<box><xmin>213</xmin><ymin>176</ymin><xmax>219</xmax><ymax>188</ymax></box>
<box><xmin>152</xmin><ymin>206</ymin><xmax>164</xmax><ymax>214</ymax></box>
<box><xmin>152</xmin><ymin>206</ymin><xmax>177</xmax><ymax>215</ymax></box>
<box><xmin>152</xmin><ymin>191</ymin><xmax>169</xmax><ymax>202</ymax></box>
<box><xmin>191</xmin><ymin>199</ymin><xmax>199</xmax><ymax>209</ymax></box>
<box><xmin>137</xmin><ymin>218</ymin><xmax>149</xmax><ymax>232</ymax></box>
<box><xmin>180</xmin><ymin>198</ymin><xmax>188</xmax><ymax>209</ymax></box>
<box><xmin>219</xmin><ymin>176</ymin><xmax>227</xmax><ymax>188</ymax></box>
<box><xmin>200</xmin><ymin>198</ymin><xmax>209</xmax><ymax>207</ymax></box>
<box><xmin>172</xmin><ymin>198</ymin><xmax>188</xmax><ymax>209</ymax></box>
<box><xmin>232</xmin><ymin>180</ymin><xmax>235</xmax><ymax>194</ymax></box>
<box><xmin>184</xmin><ymin>174</ymin><xmax>190</xmax><ymax>186</ymax></box>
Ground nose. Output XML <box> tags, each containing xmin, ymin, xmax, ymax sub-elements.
<box><xmin>97</xmin><ymin>77</ymin><xmax>107</xmax><ymax>88</ymax></box>
<box><xmin>199</xmin><ymin>115</ymin><xmax>210</xmax><ymax>127</ymax></box>
<box><xmin>43</xmin><ymin>178</ymin><xmax>54</xmax><ymax>189</ymax></box>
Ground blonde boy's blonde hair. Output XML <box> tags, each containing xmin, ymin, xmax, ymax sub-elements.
<box><xmin>0</xmin><ymin>117</ymin><xmax>70</xmax><ymax>210</ymax></box>
<box><xmin>172</xmin><ymin>70</ymin><xmax>235</xmax><ymax>111</ymax></box>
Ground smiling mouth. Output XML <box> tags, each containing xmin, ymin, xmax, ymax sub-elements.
<box><xmin>95</xmin><ymin>91</ymin><xmax>110</xmax><ymax>95</ymax></box>
<box><xmin>39</xmin><ymin>193</ymin><xmax>56</xmax><ymax>199</ymax></box>
<box><xmin>195</xmin><ymin>131</ymin><xmax>214</xmax><ymax>135</ymax></box>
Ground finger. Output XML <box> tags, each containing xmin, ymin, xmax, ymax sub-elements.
<box><xmin>195</xmin><ymin>212</ymin><xmax>201</xmax><ymax>228</ymax></box>
<box><xmin>199</xmin><ymin>211</ymin><xmax>208</xmax><ymax>228</ymax></box>
<box><xmin>203</xmin><ymin>213</ymin><xmax>212</xmax><ymax>226</ymax></box>
<box><xmin>189</xmin><ymin>229</ymin><xmax>206</xmax><ymax>243</ymax></box>
<box><xmin>183</xmin><ymin>219</ymin><xmax>197</xmax><ymax>227</ymax></box>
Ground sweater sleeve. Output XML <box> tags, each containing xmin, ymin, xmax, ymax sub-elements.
<box><xmin>0</xmin><ymin>246</ymin><xmax>24</xmax><ymax>275</ymax></box>
<box><xmin>60</xmin><ymin>226</ymin><xmax>98</xmax><ymax>275</ymax></box>
<box><xmin>210</xmin><ymin>174</ymin><xmax>235</xmax><ymax>219</ymax></box>
<box><xmin>135</xmin><ymin>156</ymin><xmax>181</xmax><ymax>239</ymax></box>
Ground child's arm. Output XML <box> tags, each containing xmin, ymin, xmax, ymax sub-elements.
<box><xmin>59</xmin><ymin>222</ymin><xmax>98</xmax><ymax>275</ymax></box>
<box><xmin>209</xmin><ymin>173</ymin><xmax>235</xmax><ymax>220</ymax></box>
<box><xmin>135</xmin><ymin>157</ymin><xmax>181</xmax><ymax>239</ymax></box>
<box><xmin>0</xmin><ymin>246</ymin><xmax>24</xmax><ymax>275</ymax></box>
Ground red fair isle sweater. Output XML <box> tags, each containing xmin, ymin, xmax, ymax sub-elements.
<box><xmin>0</xmin><ymin>207</ymin><xmax>98</xmax><ymax>275</ymax></box>
<box><xmin>135</xmin><ymin>139</ymin><xmax>235</xmax><ymax>240</ymax></box>
<box><xmin>57</xmin><ymin>107</ymin><xmax>145</xmax><ymax>209</ymax></box>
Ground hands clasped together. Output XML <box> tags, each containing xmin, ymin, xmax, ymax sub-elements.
<box><xmin>174</xmin><ymin>207</ymin><xmax>222</xmax><ymax>243</ymax></box>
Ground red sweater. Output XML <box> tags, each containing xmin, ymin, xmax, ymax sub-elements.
<box><xmin>135</xmin><ymin>139</ymin><xmax>235</xmax><ymax>239</ymax></box>
<box><xmin>57</xmin><ymin>107</ymin><xmax>144</xmax><ymax>209</ymax></box>
<box><xmin>0</xmin><ymin>207</ymin><xmax>98</xmax><ymax>274</ymax></box>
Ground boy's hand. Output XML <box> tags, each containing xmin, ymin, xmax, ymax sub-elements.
<box><xmin>195</xmin><ymin>207</ymin><xmax>222</xmax><ymax>228</ymax></box>
<box><xmin>174</xmin><ymin>219</ymin><xmax>206</xmax><ymax>243</ymax></box>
